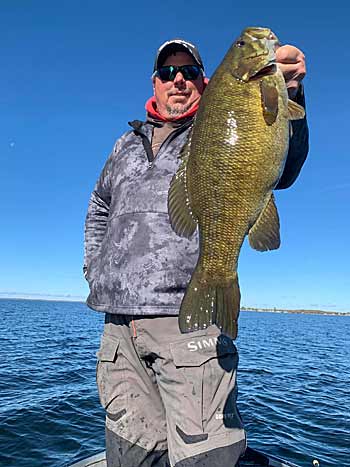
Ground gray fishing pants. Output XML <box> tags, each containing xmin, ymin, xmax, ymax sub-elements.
<box><xmin>97</xmin><ymin>314</ymin><xmax>246</xmax><ymax>467</ymax></box>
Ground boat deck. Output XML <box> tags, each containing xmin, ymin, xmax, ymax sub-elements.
<box><xmin>69</xmin><ymin>447</ymin><xmax>301</xmax><ymax>467</ymax></box>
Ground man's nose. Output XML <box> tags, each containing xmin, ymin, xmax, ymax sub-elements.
<box><xmin>173</xmin><ymin>71</ymin><xmax>186</xmax><ymax>84</ymax></box>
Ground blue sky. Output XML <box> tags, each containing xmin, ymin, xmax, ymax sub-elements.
<box><xmin>1</xmin><ymin>1</ymin><xmax>349</xmax><ymax>312</ymax></box>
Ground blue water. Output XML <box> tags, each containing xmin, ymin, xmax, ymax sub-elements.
<box><xmin>0</xmin><ymin>299</ymin><xmax>349</xmax><ymax>467</ymax></box>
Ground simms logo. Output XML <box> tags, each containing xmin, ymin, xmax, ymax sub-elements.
<box><xmin>187</xmin><ymin>336</ymin><xmax>231</xmax><ymax>352</ymax></box>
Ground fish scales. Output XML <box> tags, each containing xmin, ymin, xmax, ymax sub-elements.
<box><xmin>189</xmin><ymin>77</ymin><xmax>286</xmax><ymax>276</ymax></box>
<box><xmin>168</xmin><ymin>27</ymin><xmax>305</xmax><ymax>338</ymax></box>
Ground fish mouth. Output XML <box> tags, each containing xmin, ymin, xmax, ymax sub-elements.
<box><xmin>249</xmin><ymin>63</ymin><xmax>277</xmax><ymax>81</ymax></box>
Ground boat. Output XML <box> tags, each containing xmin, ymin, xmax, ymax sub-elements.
<box><xmin>69</xmin><ymin>446</ymin><xmax>307</xmax><ymax>466</ymax></box>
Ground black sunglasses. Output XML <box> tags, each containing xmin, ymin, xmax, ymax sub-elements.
<box><xmin>153</xmin><ymin>65</ymin><xmax>202</xmax><ymax>81</ymax></box>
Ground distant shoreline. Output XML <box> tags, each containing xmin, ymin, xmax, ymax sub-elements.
<box><xmin>0</xmin><ymin>296</ymin><xmax>349</xmax><ymax>316</ymax></box>
<box><xmin>0</xmin><ymin>296</ymin><xmax>85</xmax><ymax>304</ymax></box>
<box><xmin>240</xmin><ymin>307</ymin><xmax>350</xmax><ymax>316</ymax></box>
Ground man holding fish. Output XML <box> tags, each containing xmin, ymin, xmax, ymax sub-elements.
<box><xmin>84</xmin><ymin>28</ymin><xmax>308</xmax><ymax>467</ymax></box>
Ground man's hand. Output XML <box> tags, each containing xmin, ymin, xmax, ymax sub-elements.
<box><xmin>276</xmin><ymin>45</ymin><xmax>306</xmax><ymax>99</ymax></box>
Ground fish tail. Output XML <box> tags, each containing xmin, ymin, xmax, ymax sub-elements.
<box><xmin>178</xmin><ymin>268</ymin><xmax>240</xmax><ymax>339</ymax></box>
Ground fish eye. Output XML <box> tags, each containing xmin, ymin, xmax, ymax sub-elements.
<box><xmin>235</xmin><ymin>40</ymin><xmax>245</xmax><ymax>47</ymax></box>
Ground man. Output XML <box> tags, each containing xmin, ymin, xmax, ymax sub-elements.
<box><xmin>84</xmin><ymin>37</ymin><xmax>308</xmax><ymax>467</ymax></box>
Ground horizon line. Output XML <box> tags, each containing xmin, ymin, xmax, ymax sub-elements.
<box><xmin>0</xmin><ymin>293</ymin><xmax>349</xmax><ymax>315</ymax></box>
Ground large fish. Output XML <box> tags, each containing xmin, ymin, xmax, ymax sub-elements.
<box><xmin>168</xmin><ymin>27</ymin><xmax>305</xmax><ymax>339</ymax></box>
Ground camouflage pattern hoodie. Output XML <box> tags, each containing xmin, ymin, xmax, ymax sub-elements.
<box><xmin>84</xmin><ymin>88</ymin><xmax>308</xmax><ymax>316</ymax></box>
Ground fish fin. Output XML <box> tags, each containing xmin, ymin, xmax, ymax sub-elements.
<box><xmin>288</xmin><ymin>99</ymin><xmax>305</xmax><ymax>120</ymax></box>
<box><xmin>260</xmin><ymin>80</ymin><xmax>279</xmax><ymax>125</ymax></box>
<box><xmin>178</xmin><ymin>267</ymin><xmax>240</xmax><ymax>339</ymax></box>
<box><xmin>178</xmin><ymin>123</ymin><xmax>193</xmax><ymax>160</ymax></box>
<box><xmin>168</xmin><ymin>133</ymin><xmax>197</xmax><ymax>238</ymax></box>
<box><xmin>248</xmin><ymin>193</ymin><xmax>281</xmax><ymax>251</ymax></box>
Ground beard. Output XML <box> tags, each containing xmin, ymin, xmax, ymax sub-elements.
<box><xmin>166</xmin><ymin>102</ymin><xmax>193</xmax><ymax>117</ymax></box>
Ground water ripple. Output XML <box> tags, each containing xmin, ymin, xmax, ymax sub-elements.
<box><xmin>0</xmin><ymin>301</ymin><xmax>349</xmax><ymax>467</ymax></box>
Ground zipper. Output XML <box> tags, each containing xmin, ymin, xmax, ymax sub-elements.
<box><xmin>151</xmin><ymin>121</ymin><xmax>192</xmax><ymax>168</ymax></box>
<box><xmin>128</xmin><ymin>120</ymin><xmax>154</xmax><ymax>168</ymax></box>
<box><xmin>128</xmin><ymin>119</ymin><xmax>193</xmax><ymax>169</ymax></box>
<box><xmin>139</xmin><ymin>132</ymin><xmax>154</xmax><ymax>169</ymax></box>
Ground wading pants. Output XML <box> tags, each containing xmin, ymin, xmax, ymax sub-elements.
<box><xmin>96</xmin><ymin>314</ymin><xmax>246</xmax><ymax>467</ymax></box>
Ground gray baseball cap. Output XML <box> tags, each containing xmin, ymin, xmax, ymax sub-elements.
<box><xmin>153</xmin><ymin>39</ymin><xmax>204</xmax><ymax>72</ymax></box>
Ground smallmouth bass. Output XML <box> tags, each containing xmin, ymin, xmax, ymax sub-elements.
<box><xmin>168</xmin><ymin>27</ymin><xmax>305</xmax><ymax>339</ymax></box>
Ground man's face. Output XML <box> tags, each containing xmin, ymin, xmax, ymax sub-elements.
<box><xmin>153</xmin><ymin>51</ymin><xmax>205</xmax><ymax>120</ymax></box>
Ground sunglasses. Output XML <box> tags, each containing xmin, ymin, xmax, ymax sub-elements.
<box><xmin>153</xmin><ymin>65</ymin><xmax>202</xmax><ymax>81</ymax></box>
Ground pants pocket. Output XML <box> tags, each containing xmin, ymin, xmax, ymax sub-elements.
<box><xmin>96</xmin><ymin>333</ymin><xmax>126</xmax><ymax>411</ymax></box>
<box><xmin>168</xmin><ymin>333</ymin><xmax>240</xmax><ymax>437</ymax></box>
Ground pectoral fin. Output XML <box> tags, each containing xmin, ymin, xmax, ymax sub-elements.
<box><xmin>260</xmin><ymin>80</ymin><xmax>279</xmax><ymax>125</ymax></box>
<box><xmin>168</xmin><ymin>132</ymin><xmax>197</xmax><ymax>238</ymax></box>
<box><xmin>248</xmin><ymin>193</ymin><xmax>280</xmax><ymax>251</ymax></box>
<box><xmin>288</xmin><ymin>99</ymin><xmax>305</xmax><ymax>120</ymax></box>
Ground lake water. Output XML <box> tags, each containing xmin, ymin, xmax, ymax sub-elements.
<box><xmin>1</xmin><ymin>299</ymin><xmax>349</xmax><ymax>466</ymax></box>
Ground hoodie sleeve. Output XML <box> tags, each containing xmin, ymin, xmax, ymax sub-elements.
<box><xmin>83</xmin><ymin>141</ymin><xmax>118</xmax><ymax>279</ymax></box>
<box><xmin>275</xmin><ymin>85</ymin><xmax>309</xmax><ymax>190</ymax></box>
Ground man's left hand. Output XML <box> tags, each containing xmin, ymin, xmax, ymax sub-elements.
<box><xmin>276</xmin><ymin>45</ymin><xmax>306</xmax><ymax>99</ymax></box>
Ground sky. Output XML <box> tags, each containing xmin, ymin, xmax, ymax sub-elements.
<box><xmin>1</xmin><ymin>1</ymin><xmax>349</xmax><ymax>312</ymax></box>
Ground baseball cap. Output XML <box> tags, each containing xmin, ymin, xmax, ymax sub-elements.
<box><xmin>153</xmin><ymin>39</ymin><xmax>204</xmax><ymax>73</ymax></box>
